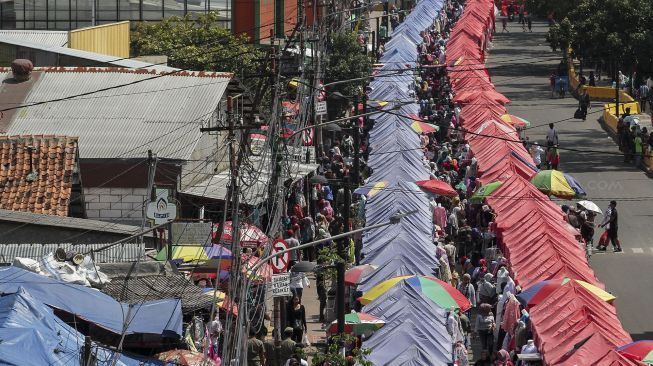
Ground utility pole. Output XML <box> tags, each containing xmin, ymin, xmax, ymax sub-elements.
<box><xmin>82</xmin><ymin>336</ymin><xmax>93</xmax><ymax>366</ymax></box>
<box><xmin>142</xmin><ymin>149</ymin><xmax>158</xmax><ymax>242</ymax></box>
<box><xmin>615</xmin><ymin>60</ymin><xmax>620</xmax><ymax>117</ymax></box>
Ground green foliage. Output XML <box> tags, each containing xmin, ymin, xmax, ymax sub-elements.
<box><xmin>131</xmin><ymin>12</ymin><xmax>263</xmax><ymax>77</ymax></box>
<box><xmin>311</xmin><ymin>334</ymin><xmax>372</xmax><ymax>366</ymax></box>
<box><xmin>525</xmin><ymin>0</ymin><xmax>579</xmax><ymax>18</ymax></box>
<box><xmin>545</xmin><ymin>0</ymin><xmax>653</xmax><ymax>74</ymax></box>
<box><xmin>325</xmin><ymin>32</ymin><xmax>372</xmax><ymax>116</ymax></box>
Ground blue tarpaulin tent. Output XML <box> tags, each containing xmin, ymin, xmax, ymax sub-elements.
<box><xmin>362</xmin><ymin>283</ymin><xmax>452</xmax><ymax>365</ymax></box>
<box><xmin>0</xmin><ymin>288</ymin><xmax>165</xmax><ymax>366</ymax></box>
<box><xmin>0</xmin><ymin>267</ymin><xmax>183</xmax><ymax>337</ymax></box>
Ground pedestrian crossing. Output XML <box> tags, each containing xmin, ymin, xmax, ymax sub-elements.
<box><xmin>592</xmin><ymin>247</ymin><xmax>653</xmax><ymax>254</ymax></box>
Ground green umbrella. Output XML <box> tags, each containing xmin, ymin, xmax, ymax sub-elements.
<box><xmin>470</xmin><ymin>180</ymin><xmax>504</xmax><ymax>204</ymax></box>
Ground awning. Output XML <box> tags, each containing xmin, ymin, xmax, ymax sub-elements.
<box><xmin>181</xmin><ymin>157</ymin><xmax>317</xmax><ymax>205</ymax></box>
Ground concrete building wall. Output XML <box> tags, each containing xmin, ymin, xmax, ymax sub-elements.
<box><xmin>84</xmin><ymin>187</ymin><xmax>148</xmax><ymax>225</ymax></box>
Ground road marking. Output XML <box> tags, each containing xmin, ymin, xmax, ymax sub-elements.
<box><xmin>631</xmin><ymin>248</ymin><xmax>644</xmax><ymax>254</ymax></box>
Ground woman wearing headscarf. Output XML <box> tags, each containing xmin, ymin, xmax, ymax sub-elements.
<box><xmin>495</xmin><ymin>349</ymin><xmax>514</xmax><ymax>366</ymax></box>
<box><xmin>477</xmin><ymin>273</ymin><xmax>496</xmax><ymax>306</ymax></box>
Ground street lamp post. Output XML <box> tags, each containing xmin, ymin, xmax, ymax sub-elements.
<box><xmin>235</xmin><ymin>210</ymin><xmax>417</xmax><ymax>365</ymax></box>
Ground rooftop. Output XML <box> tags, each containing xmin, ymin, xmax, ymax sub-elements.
<box><xmin>0</xmin><ymin>30</ymin><xmax>69</xmax><ymax>47</ymax></box>
<box><xmin>0</xmin><ymin>67</ymin><xmax>232</xmax><ymax>160</ymax></box>
<box><xmin>0</xmin><ymin>135</ymin><xmax>78</xmax><ymax>216</ymax></box>
<box><xmin>0</xmin><ymin>207</ymin><xmax>150</xmax><ymax>235</ymax></box>
<box><xmin>0</xmin><ymin>34</ymin><xmax>177</xmax><ymax>72</ymax></box>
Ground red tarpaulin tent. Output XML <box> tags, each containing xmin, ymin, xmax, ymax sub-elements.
<box><xmin>454</xmin><ymin>89</ymin><xmax>511</xmax><ymax>105</ymax></box>
<box><xmin>530</xmin><ymin>281</ymin><xmax>632</xmax><ymax>365</ymax></box>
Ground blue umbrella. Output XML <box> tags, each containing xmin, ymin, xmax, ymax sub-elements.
<box><xmin>563</xmin><ymin>173</ymin><xmax>586</xmax><ymax>198</ymax></box>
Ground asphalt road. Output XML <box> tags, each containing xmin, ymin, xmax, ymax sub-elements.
<box><xmin>487</xmin><ymin>20</ymin><xmax>653</xmax><ymax>341</ymax></box>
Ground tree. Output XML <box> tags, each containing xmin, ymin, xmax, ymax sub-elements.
<box><xmin>131</xmin><ymin>12</ymin><xmax>263</xmax><ymax>78</ymax></box>
<box><xmin>546</xmin><ymin>0</ymin><xmax>653</xmax><ymax>75</ymax></box>
<box><xmin>310</xmin><ymin>334</ymin><xmax>373</xmax><ymax>366</ymax></box>
<box><xmin>325</xmin><ymin>32</ymin><xmax>372</xmax><ymax>117</ymax></box>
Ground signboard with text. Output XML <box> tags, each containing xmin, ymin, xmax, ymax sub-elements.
<box><xmin>146</xmin><ymin>193</ymin><xmax>177</xmax><ymax>224</ymax></box>
<box><xmin>271</xmin><ymin>273</ymin><xmax>291</xmax><ymax>297</ymax></box>
<box><xmin>315</xmin><ymin>101</ymin><xmax>327</xmax><ymax>116</ymax></box>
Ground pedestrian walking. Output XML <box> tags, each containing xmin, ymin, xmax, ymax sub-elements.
<box><xmin>530</xmin><ymin>142</ymin><xmax>544</xmax><ymax>169</ymax></box>
<box><xmin>589</xmin><ymin>71</ymin><xmax>596</xmax><ymax>87</ymax></box>
<box><xmin>599</xmin><ymin>201</ymin><xmax>622</xmax><ymax>252</ymax></box>
<box><xmin>579</xmin><ymin>90</ymin><xmax>591</xmax><ymax>120</ymax></box>
<box><xmin>289</xmin><ymin>271</ymin><xmax>310</xmax><ymax>301</ymax></box>
<box><xmin>634</xmin><ymin>132</ymin><xmax>643</xmax><ymax>167</ymax></box>
<box><xmin>247</xmin><ymin>328</ymin><xmax>266</xmax><ymax>366</ymax></box>
<box><xmin>527</xmin><ymin>14</ymin><xmax>532</xmax><ymax>32</ymax></box>
<box><xmin>545</xmin><ymin>123</ymin><xmax>559</xmax><ymax>149</ymax></box>
<box><xmin>639</xmin><ymin>82</ymin><xmax>649</xmax><ymax>112</ymax></box>
<box><xmin>501</xmin><ymin>17</ymin><xmax>508</xmax><ymax>32</ymax></box>
<box><xmin>549</xmin><ymin>73</ymin><xmax>558</xmax><ymax>98</ymax></box>
<box><xmin>286</xmin><ymin>296</ymin><xmax>307</xmax><ymax>342</ymax></box>
<box><xmin>474</xmin><ymin>304</ymin><xmax>495</xmax><ymax>352</ymax></box>
<box><xmin>546</xmin><ymin>146</ymin><xmax>560</xmax><ymax>170</ymax></box>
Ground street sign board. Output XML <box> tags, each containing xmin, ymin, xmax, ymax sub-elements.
<box><xmin>271</xmin><ymin>273</ymin><xmax>291</xmax><ymax>297</ymax></box>
<box><xmin>172</xmin><ymin>222</ymin><xmax>212</xmax><ymax>245</ymax></box>
<box><xmin>270</xmin><ymin>239</ymin><xmax>289</xmax><ymax>273</ymax></box>
<box><xmin>146</xmin><ymin>193</ymin><xmax>177</xmax><ymax>224</ymax></box>
<box><xmin>315</xmin><ymin>101</ymin><xmax>327</xmax><ymax>116</ymax></box>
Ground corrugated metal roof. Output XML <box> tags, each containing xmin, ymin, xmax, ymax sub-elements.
<box><xmin>0</xmin><ymin>208</ymin><xmax>148</xmax><ymax>235</ymax></box>
<box><xmin>0</xmin><ymin>35</ymin><xmax>179</xmax><ymax>72</ymax></box>
<box><xmin>0</xmin><ymin>243</ymin><xmax>144</xmax><ymax>263</ymax></box>
<box><xmin>0</xmin><ymin>30</ymin><xmax>69</xmax><ymax>47</ymax></box>
<box><xmin>1</xmin><ymin>67</ymin><xmax>231</xmax><ymax>160</ymax></box>
<box><xmin>181</xmin><ymin>155</ymin><xmax>318</xmax><ymax>205</ymax></box>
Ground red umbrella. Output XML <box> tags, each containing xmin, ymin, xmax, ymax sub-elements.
<box><xmin>416</xmin><ymin>179</ymin><xmax>458</xmax><ymax>197</ymax></box>
<box><xmin>345</xmin><ymin>264</ymin><xmax>378</xmax><ymax>286</ymax></box>
<box><xmin>214</xmin><ymin>221</ymin><xmax>269</xmax><ymax>248</ymax></box>
<box><xmin>241</xmin><ymin>254</ymin><xmax>273</xmax><ymax>283</ymax></box>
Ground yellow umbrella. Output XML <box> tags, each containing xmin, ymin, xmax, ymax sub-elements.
<box><xmin>518</xmin><ymin>278</ymin><xmax>616</xmax><ymax>309</ymax></box>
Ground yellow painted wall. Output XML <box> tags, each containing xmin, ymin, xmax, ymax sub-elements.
<box><xmin>68</xmin><ymin>21</ymin><xmax>130</xmax><ymax>58</ymax></box>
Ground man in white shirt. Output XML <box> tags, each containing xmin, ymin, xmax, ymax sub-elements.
<box><xmin>545</xmin><ymin>123</ymin><xmax>559</xmax><ymax>148</ymax></box>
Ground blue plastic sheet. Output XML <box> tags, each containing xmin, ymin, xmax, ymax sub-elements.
<box><xmin>362</xmin><ymin>283</ymin><xmax>452</xmax><ymax>365</ymax></box>
<box><xmin>0</xmin><ymin>267</ymin><xmax>183</xmax><ymax>337</ymax></box>
<box><xmin>0</xmin><ymin>288</ymin><xmax>165</xmax><ymax>366</ymax></box>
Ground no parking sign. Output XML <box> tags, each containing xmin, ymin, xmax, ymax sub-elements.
<box><xmin>270</xmin><ymin>239</ymin><xmax>289</xmax><ymax>273</ymax></box>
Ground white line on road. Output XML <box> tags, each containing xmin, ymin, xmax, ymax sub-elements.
<box><xmin>631</xmin><ymin>248</ymin><xmax>644</xmax><ymax>254</ymax></box>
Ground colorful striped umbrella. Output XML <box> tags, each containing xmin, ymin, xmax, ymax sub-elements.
<box><xmin>155</xmin><ymin>245</ymin><xmax>233</xmax><ymax>263</ymax></box>
<box><xmin>617</xmin><ymin>340</ymin><xmax>653</xmax><ymax>364</ymax></box>
<box><xmin>517</xmin><ymin>278</ymin><xmax>616</xmax><ymax>309</ymax></box>
<box><xmin>359</xmin><ymin>275</ymin><xmax>472</xmax><ymax>311</ymax></box>
<box><xmin>345</xmin><ymin>264</ymin><xmax>378</xmax><ymax>285</ymax></box>
<box><xmin>470</xmin><ymin>180</ymin><xmax>504</xmax><ymax>204</ymax></box>
<box><xmin>410</xmin><ymin>121</ymin><xmax>439</xmax><ymax>134</ymax></box>
<box><xmin>214</xmin><ymin>221</ymin><xmax>269</xmax><ymax>248</ymax></box>
<box><xmin>416</xmin><ymin>179</ymin><xmax>458</xmax><ymax>197</ymax></box>
<box><xmin>241</xmin><ymin>254</ymin><xmax>273</xmax><ymax>283</ymax></box>
<box><xmin>500</xmin><ymin>114</ymin><xmax>531</xmax><ymax>128</ymax></box>
<box><xmin>531</xmin><ymin>170</ymin><xmax>584</xmax><ymax>198</ymax></box>
<box><xmin>353</xmin><ymin>181</ymin><xmax>388</xmax><ymax>198</ymax></box>
<box><xmin>327</xmin><ymin>312</ymin><xmax>385</xmax><ymax>336</ymax></box>
<box><xmin>203</xmin><ymin>289</ymin><xmax>239</xmax><ymax>316</ymax></box>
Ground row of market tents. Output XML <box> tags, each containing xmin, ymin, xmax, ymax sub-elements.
<box><xmin>446</xmin><ymin>0</ymin><xmax>636</xmax><ymax>364</ymax></box>
<box><xmin>357</xmin><ymin>0</ymin><xmax>456</xmax><ymax>364</ymax></box>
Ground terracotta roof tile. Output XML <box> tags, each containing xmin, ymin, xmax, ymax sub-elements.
<box><xmin>0</xmin><ymin>135</ymin><xmax>78</xmax><ymax>217</ymax></box>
